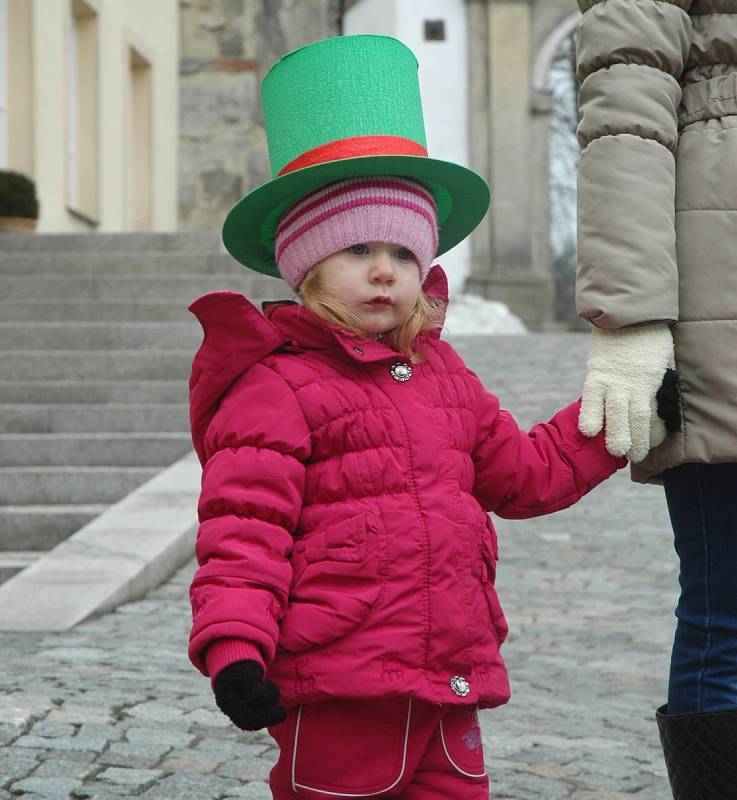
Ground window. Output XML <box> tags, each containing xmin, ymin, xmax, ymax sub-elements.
<box><xmin>0</xmin><ymin>0</ymin><xmax>33</xmax><ymax>174</ymax></box>
<box><xmin>126</xmin><ymin>45</ymin><xmax>152</xmax><ymax>230</ymax></box>
<box><xmin>67</xmin><ymin>0</ymin><xmax>98</xmax><ymax>222</ymax></box>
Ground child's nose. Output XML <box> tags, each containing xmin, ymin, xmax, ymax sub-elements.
<box><xmin>370</xmin><ymin>252</ymin><xmax>396</xmax><ymax>282</ymax></box>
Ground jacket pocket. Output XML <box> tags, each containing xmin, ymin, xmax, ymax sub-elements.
<box><xmin>439</xmin><ymin>705</ymin><xmax>487</xmax><ymax>779</ymax></box>
<box><xmin>278</xmin><ymin>513</ymin><xmax>381</xmax><ymax>653</ymax></box>
<box><xmin>291</xmin><ymin>697</ymin><xmax>411</xmax><ymax>796</ymax></box>
<box><xmin>481</xmin><ymin>517</ymin><xmax>508</xmax><ymax>644</ymax></box>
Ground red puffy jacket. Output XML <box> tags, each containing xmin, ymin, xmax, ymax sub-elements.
<box><xmin>188</xmin><ymin>267</ymin><xmax>625</xmax><ymax>710</ymax></box>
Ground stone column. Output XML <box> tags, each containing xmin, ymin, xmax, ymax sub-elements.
<box><xmin>465</xmin><ymin>0</ymin><xmax>554</xmax><ymax>329</ymax></box>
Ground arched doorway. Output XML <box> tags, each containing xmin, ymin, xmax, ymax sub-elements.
<box><xmin>533</xmin><ymin>11</ymin><xmax>581</xmax><ymax>324</ymax></box>
<box><xmin>465</xmin><ymin>3</ymin><xmax>581</xmax><ymax>330</ymax></box>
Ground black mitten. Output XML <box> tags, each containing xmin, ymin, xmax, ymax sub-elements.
<box><xmin>656</xmin><ymin>368</ymin><xmax>682</xmax><ymax>433</ymax></box>
<box><xmin>213</xmin><ymin>659</ymin><xmax>287</xmax><ymax>731</ymax></box>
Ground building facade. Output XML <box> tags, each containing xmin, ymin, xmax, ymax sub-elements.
<box><xmin>177</xmin><ymin>0</ymin><xmax>580</xmax><ymax>326</ymax></box>
<box><xmin>0</xmin><ymin>0</ymin><xmax>178</xmax><ymax>232</ymax></box>
<box><xmin>1</xmin><ymin>0</ymin><xmax>582</xmax><ymax>324</ymax></box>
<box><xmin>349</xmin><ymin>0</ymin><xmax>581</xmax><ymax>310</ymax></box>
<box><xmin>465</xmin><ymin>0</ymin><xmax>579</xmax><ymax>326</ymax></box>
<box><xmin>178</xmin><ymin>0</ymin><xmax>341</xmax><ymax>234</ymax></box>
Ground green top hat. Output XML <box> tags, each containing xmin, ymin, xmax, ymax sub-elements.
<box><xmin>222</xmin><ymin>34</ymin><xmax>491</xmax><ymax>279</ymax></box>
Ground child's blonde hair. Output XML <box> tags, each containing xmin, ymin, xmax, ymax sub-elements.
<box><xmin>298</xmin><ymin>262</ymin><xmax>445</xmax><ymax>362</ymax></box>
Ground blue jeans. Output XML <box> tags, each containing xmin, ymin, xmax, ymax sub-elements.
<box><xmin>663</xmin><ymin>463</ymin><xmax>737</xmax><ymax>714</ymax></box>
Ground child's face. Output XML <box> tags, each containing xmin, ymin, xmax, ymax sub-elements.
<box><xmin>316</xmin><ymin>242</ymin><xmax>422</xmax><ymax>335</ymax></box>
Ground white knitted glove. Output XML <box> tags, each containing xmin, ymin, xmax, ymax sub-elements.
<box><xmin>579</xmin><ymin>323</ymin><xmax>674</xmax><ymax>463</ymax></box>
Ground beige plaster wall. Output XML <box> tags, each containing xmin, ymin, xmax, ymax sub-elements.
<box><xmin>10</xmin><ymin>0</ymin><xmax>178</xmax><ymax>232</ymax></box>
<box><xmin>4</xmin><ymin>0</ymin><xmax>34</xmax><ymax>177</ymax></box>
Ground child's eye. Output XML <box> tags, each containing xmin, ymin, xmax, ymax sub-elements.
<box><xmin>395</xmin><ymin>248</ymin><xmax>413</xmax><ymax>261</ymax></box>
<box><xmin>349</xmin><ymin>244</ymin><xmax>369</xmax><ymax>255</ymax></box>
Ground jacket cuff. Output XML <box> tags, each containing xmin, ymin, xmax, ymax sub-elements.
<box><xmin>205</xmin><ymin>639</ymin><xmax>265</xmax><ymax>685</ymax></box>
<box><xmin>571</xmin><ymin>398</ymin><xmax>628</xmax><ymax>471</ymax></box>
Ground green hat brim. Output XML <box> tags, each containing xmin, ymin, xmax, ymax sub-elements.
<box><xmin>221</xmin><ymin>154</ymin><xmax>491</xmax><ymax>279</ymax></box>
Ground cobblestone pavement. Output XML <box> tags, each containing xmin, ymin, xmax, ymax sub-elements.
<box><xmin>1</xmin><ymin>333</ymin><xmax>677</xmax><ymax>799</ymax></box>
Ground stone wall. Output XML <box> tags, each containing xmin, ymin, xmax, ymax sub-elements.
<box><xmin>178</xmin><ymin>0</ymin><xmax>341</xmax><ymax>232</ymax></box>
<box><xmin>466</xmin><ymin>0</ymin><xmax>579</xmax><ymax>328</ymax></box>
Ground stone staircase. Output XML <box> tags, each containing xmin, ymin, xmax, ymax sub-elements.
<box><xmin>0</xmin><ymin>232</ymin><xmax>286</xmax><ymax>584</ymax></box>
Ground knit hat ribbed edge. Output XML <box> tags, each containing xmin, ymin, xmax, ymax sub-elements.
<box><xmin>274</xmin><ymin>176</ymin><xmax>438</xmax><ymax>290</ymax></box>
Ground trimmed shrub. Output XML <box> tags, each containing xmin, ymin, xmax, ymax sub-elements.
<box><xmin>0</xmin><ymin>170</ymin><xmax>39</xmax><ymax>218</ymax></box>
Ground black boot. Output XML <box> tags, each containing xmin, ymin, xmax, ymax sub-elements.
<box><xmin>656</xmin><ymin>704</ymin><xmax>737</xmax><ymax>799</ymax></box>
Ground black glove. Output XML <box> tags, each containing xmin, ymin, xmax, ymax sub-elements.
<box><xmin>656</xmin><ymin>368</ymin><xmax>682</xmax><ymax>433</ymax></box>
<box><xmin>213</xmin><ymin>659</ymin><xmax>287</xmax><ymax>731</ymax></box>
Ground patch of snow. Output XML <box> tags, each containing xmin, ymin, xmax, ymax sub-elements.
<box><xmin>443</xmin><ymin>293</ymin><xmax>527</xmax><ymax>336</ymax></box>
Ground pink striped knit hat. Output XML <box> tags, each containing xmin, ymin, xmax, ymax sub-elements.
<box><xmin>274</xmin><ymin>176</ymin><xmax>438</xmax><ymax>290</ymax></box>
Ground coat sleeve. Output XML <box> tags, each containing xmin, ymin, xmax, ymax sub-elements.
<box><xmin>468</xmin><ymin>369</ymin><xmax>626</xmax><ymax>519</ymax></box>
<box><xmin>188</xmin><ymin>362</ymin><xmax>311</xmax><ymax>679</ymax></box>
<box><xmin>575</xmin><ymin>0</ymin><xmax>693</xmax><ymax>328</ymax></box>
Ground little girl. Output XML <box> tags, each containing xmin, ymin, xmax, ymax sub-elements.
<box><xmin>187</xmin><ymin>35</ymin><xmax>628</xmax><ymax>799</ymax></box>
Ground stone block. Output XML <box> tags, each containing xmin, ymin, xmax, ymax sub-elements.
<box><xmin>31</xmin><ymin>756</ymin><xmax>97</xmax><ymax>780</ymax></box>
<box><xmin>97</xmin><ymin>767</ymin><xmax>162</xmax><ymax>791</ymax></box>
<box><xmin>193</xmin><ymin>737</ymin><xmax>264</xmax><ymax>759</ymax></box>
<box><xmin>14</xmin><ymin>732</ymin><xmax>107</xmax><ymax>753</ymax></box>
<box><xmin>184</xmin><ymin>707</ymin><xmax>233</xmax><ymax>729</ymax></box>
<box><xmin>124</xmin><ymin>726</ymin><xmax>195</xmax><ymax>749</ymax></box>
<box><xmin>10</xmin><ymin>777</ymin><xmax>82</xmax><ymax>796</ymax></box>
<box><xmin>217</xmin><ymin>755</ymin><xmax>274</xmax><ymax>782</ymax></box>
<box><xmin>122</xmin><ymin>700</ymin><xmax>188</xmax><ymax>724</ymax></box>
<box><xmin>0</xmin><ymin>693</ymin><xmax>55</xmax><ymax>730</ymax></box>
<box><xmin>223</xmin><ymin>784</ymin><xmax>272</xmax><ymax>799</ymax></box>
<box><xmin>0</xmin><ymin>747</ymin><xmax>41</xmax><ymax>782</ymax></box>
<box><xmin>30</xmin><ymin>721</ymin><xmax>76</xmax><ymax>738</ymax></box>
<box><xmin>158</xmin><ymin>752</ymin><xmax>223</xmax><ymax>774</ymax></box>
<box><xmin>138</xmin><ymin>772</ymin><xmax>240</xmax><ymax>800</ymax></box>
<box><xmin>96</xmin><ymin>742</ymin><xmax>170</xmax><ymax>770</ymax></box>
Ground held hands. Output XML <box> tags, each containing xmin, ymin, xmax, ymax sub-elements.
<box><xmin>579</xmin><ymin>323</ymin><xmax>678</xmax><ymax>462</ymax></box>
<box><xmin>656</xmin><ymin>367</ymin><xmax>682</xmax><ymax>435</ymax></box>
<box><xmin>213</xmin><ymin>659</ymin><xmax>287</xmax><ymax>731</ymax></box>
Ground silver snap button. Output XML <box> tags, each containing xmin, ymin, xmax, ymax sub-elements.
<box><xmin>450</xmin><ymin>675</ymin><xmax>470</xmax><ymax>697</ymax></box>
<box><xmin>390</xmin><ymin>362</ymin><xmax>412</xmax><ymax>382</ymax></box>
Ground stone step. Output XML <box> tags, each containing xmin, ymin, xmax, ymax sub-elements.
<box><xmin>0</xmin><ymin>351</ymin><xmax>191</xmax><ymax>381</ymax></box>
<box><xmin>0</xmin><ymin>504</ymin><xmax>108</xmax><ymax>550</ymax></box>
<box><xmin>0</xmin><ymin>380</ymin><xmax>186</xmax><ymax>404</ymax></box>
<box><xmin>0</xmin><ymin>300</ymin><xmax>195</xmax><ymax>322</ymax></box>
<box><xmin>0</xmin><ymin>551</ymin><xmax>40</xmax><ymax>583</ymax></box>
<box><xmin>0</xmin><ymin>231</ymin><xmax>221</xmax><ymax>253</ymax></box>
<box><xmin>0</xmin><ymin>251</ymin><xmax>247</xmax><ymax>275</ymax></box>
<box><xmin>0</xmin><ymin>403</ymin><xmax>188</xmax><ymax>433</ymax></box>
<box><xmin>0</xmin><ymin>322</ymin><xmax>202</xmax><ymax>351</ymax></box>
<box><xmin>0</xmin><ymin>273</ymin><xmax>284</xmax><ymax>302</ymax></box>
<box><xmin>0</xmin><ymin>466</ymin><xmax>160</xmax><ymax>504</ymax></box>
<box><xmin>0</xmin><ymin>432</ymin><xmax>192</xmax><ymax>466</ymax></box>
<box><xmin>0</xmin><ymin>452</ymin><xmax>200</xmax><ymax>629</ymax></box>
<box><xmin>0</xmin><ymin>294</ymin><xmax>285</xmax><ymax>321</ymax></box>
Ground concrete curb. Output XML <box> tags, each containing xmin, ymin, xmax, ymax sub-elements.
<box><xmin>0</xmin><ymin>450</ymin><xmax>200</xmax><ymax>630</ymax></box>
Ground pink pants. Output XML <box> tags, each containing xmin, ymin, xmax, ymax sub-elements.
<box><xmin>268</xmin><ymin>697</ymin><xmax>490</xmax><ymax>799</ymax></box>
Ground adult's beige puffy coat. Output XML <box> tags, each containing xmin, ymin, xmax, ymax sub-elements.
<box><xmin>576</xmin><ymin>0</ymin><xmax>737</xmax><ymax>482</ymax></box>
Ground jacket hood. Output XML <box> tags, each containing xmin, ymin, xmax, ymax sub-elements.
<box><xmin>187</xmin><ymin>264</ymin><xmax>450</xmax><ymax>465</ymax></box>
<box><xmin>187</xmin><ymin>291</ymin><xmax>287</xmax><ymax>465</ymax></box>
